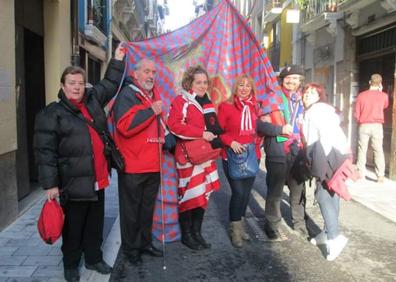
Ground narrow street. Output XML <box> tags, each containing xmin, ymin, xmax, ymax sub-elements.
<box><xmin>110</xmin><ymin>165</ymin><xmax>396</xmax><ymax>282</ymax></box>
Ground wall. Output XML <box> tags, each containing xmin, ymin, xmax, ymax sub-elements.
<box><xmin>0</xmin><ymin>0</ymin><xmax>19</xmax><ymax>229</ymax></box>
<box><xmin>279</xmin><ymin>6</ymin><xmax>293</xmax><ymax>67</ymax></box>
<box><xmin>43</xmin><ymin>0</ymin><xmax>72</xmax><ymax>104</ymax></box>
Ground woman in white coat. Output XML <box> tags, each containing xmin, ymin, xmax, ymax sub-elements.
<box><xmin>301</xmin><ymin>83</ymin><xmax>349</xmax><ymax>261</ymax></box>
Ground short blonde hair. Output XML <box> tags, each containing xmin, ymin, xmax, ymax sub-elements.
<box><xmin>229</xmin><ymin>74</ymin><xmax>257</xmax><ymax>102</ymax></box>
<box><xmin>370</xmin><ymin>73</ymin><xmax>382</xmax><ymax>86</ymax></box>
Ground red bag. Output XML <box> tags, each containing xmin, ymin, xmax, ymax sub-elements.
<box><xmin>174</xmin><ymin>139</ymin><xmax>221</xmax><ymax>165</ymax></box>
<box><xmin>37</xmin><ymin>199</ymin><xmax>64</xmax><ymax>244</ymax></box>
<box><xmin>325</xmin><ymin>158</ymin><xmax>357</xmax><ymax>201</ymax></box>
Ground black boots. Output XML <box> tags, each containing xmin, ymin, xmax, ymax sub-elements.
<box><xmin>191</xmin><ymin>208</ymin><xmax>211</xmax><ymax>249</ymax></box>
<box><xmin>179</xmin><ymin>208</ymin><xmax>210</xmax><ymax>250</ymax></box>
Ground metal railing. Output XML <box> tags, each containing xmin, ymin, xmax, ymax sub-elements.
<box><xmin>302</xmin><ymin>0</ymin><xmax>348</xmax><ymax>23</ymax></box>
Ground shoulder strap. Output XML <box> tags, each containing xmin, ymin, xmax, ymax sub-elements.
<box><xmin>60</xmin><ymin>101</ymin><xmax>105</xmax><ymax>137</ymax></box>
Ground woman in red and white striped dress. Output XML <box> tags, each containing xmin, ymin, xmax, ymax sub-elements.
<box><xmin>168</xmin><ymin>65</ymin><xmax>223</xmax><ymax>251</ymax></box>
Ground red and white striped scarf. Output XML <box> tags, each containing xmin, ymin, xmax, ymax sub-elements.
<box><xmin>234</xmin><ymin>95</ymin><xmax>257</xmax><ymax>136</ymax></box>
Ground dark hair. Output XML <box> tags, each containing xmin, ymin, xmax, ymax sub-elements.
<box><xmin>60</xmin><ymin>66</ymin><xmax>86</xmax><ymax>84</ymax></box>
<box><xmin>181</xmin><ymin>65</ymin><xmax>209</xmax><ymax>91</ymax></box>
<box><xmin>303</xmin><ymin>83</ymin><xmax>327</xmax><ymax>102</ymax></box>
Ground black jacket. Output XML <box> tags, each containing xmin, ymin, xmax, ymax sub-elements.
<box><xmin>33</xmin><ymin>59</ymin><xmax>124</xmax><ymax>201</ymax></box>
<box><xmin>256</xmin><ymin>120</ymin><xmax>286</xmax><ymax>163</ymax></box>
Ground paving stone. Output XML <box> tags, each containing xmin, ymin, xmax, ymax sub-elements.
<box><xmin>22</xmin><ymin>256</ymin><xmax>62</xmax><ymax>266</ymax></box>
<box><xmin>22</xmin><ymin>225</ymin><xmax>37</xmax><ymax>233</ymax></box>
<box><xmin>0</xmin><ymin>256</ymin><xmax>27</xmax><ymax>266</ymax></box>
<box><xmin>0</xmin><ymin>266</ymin><xmax>36</xmax><ymax>277</ymax></box>
<box><xmin>0</xmin><ymin>239</ymin><xmax>9</xmax><ymax>247</ymax></box>
<box><xmin>47</xmin><ymin>248</ymin><xmax>62</xmax><ymax>256</ymax></box>
<box><xmin>6</xmin><ymin>278</ymin><xmax>48</xmax><ymax>282</ymax></box>
<box><xmin>31</xmin><ymin>266</ymin><xmax>63</xmax><ymax>279</ymax></box>
<box><xmin>6</xmin><ymin>239</ymin><xmax>40</xmax><ymax>247</ymax></box>
<box><xmin>47</xmin><ymin>278</ymin><xmax>64</xmax><ymax>282</ymax></box>
<box><xmin>3</xmin><ymin>224</ymin><xmax>26</xmax><ymax>232</ymax></box>
<box><xmin>13</xmin><ymin>247</ymin><xmax>51</xmax><ymax>256</ymax></box>
<box><xmin>0</xmin><ymin>231</ymin><xmax>33</xmax><ymax>240</ymax></box>
<box><xmin>0</xmin><ymin>247</ymin><xmax>17</xmax><ymax>256</ymax></box>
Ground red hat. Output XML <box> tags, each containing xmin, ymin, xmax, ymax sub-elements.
<box><xmin>37</xmin><ymin>199</ymin><xmax>64</xmax><ymax>245</ymax></box>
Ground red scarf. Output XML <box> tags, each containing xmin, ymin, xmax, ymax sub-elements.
<box><xmin>132</xmin><ymin>81</ymin><xmax>165</xmax><ymax>143</ymax></box>
<box><xmin>70</xmin><ymin>99</ymin><xmax>109</xmax><ymax>190</ymax></box>
<box><xmin>234</xmin><ymin>95</ymin><xmax>257</xmax><ymax>136</ymax></box>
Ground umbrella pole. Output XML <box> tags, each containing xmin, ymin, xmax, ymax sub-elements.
<box><xmin>157</xmin><ymin>116</ymin><xmax>167</xmax><ymax>270</ymax></box>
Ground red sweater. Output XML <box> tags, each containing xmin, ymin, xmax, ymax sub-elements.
<box><xmin>354</xmin><ymin>89</ymin><xmax>388</xmax><ymax>124</ymax></box>
<box><xmin>218</xmin><ymin>102</ymin><xmax>261</xmax><ymax>160</ymax></box>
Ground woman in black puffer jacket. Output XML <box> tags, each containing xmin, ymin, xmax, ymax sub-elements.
<box><xmin>33</xmin><ymin>45</ymin><xmax>125</xmax><ymax>282</ymax></box>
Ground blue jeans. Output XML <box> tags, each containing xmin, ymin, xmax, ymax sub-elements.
<box><xmin>223</xmin><ymin>160</ymin><xmax>256</xmax><ymax>222</ymax></box>
<box><xmin>315</xmin><ymin>181</ymin><xmax>340</xmax><ymax>240</ymax></box>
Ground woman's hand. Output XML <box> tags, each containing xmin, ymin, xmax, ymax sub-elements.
<box><xmin>114</xmin><ymin>42</ymin><xmax>126</xmax><ymax>61</ymax></box>
<box><xmin>47</xmin><ymin>187</ymin><xmax>59</xmax><ymax>201</ymax></box>
<box><xmin>230</xmin><ymin>141</ymin><xmax>246</xmax><ymax>154</ymax></box>
<box><xmin>203</xmin><ymin>131</ymin><xmax>216</xmax><ymax>141</ymax></box>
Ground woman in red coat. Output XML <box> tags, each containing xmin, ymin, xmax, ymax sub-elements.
<box><xmin>218</xmin><ymin>74</ymin><xmax>261</xmax><ymax>248</ymax></box>
<box><xmin>168</xmin><ymin>65</ymin><xmax>223</xmax><ymax>250</ymax></box>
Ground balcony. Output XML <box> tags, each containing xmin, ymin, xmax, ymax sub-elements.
<box><xmin>302</xmin><ymin>0</ymin><xmax>349</xmax><ymax>22</ymax></box>
<box><xmin>84</xmin><ymin>0</ymin><xmax>107</xmax><ymax>46</ymax></box>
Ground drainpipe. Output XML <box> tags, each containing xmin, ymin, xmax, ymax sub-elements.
<box><xmin>390</xmin><ymin>58</ymin><xmax>396</xmax><ymax>180</ymax></box>
<box><xmin>107</xmin><ymin>2</ymin><xmax>112</xmax><ymax>63</ymax></box>
<box><xmin>71</xmin><ymin>0</ymin><xmax>80</xmax><ymax>66</ymax></box>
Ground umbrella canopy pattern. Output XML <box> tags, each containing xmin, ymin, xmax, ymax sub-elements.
<box><xmin>110</xmin><ymin>0</ymin><xmax>283</xmax><ymax>242</ymax></box>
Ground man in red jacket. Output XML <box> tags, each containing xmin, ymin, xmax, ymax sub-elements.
<box><xmin>354</xmin><ymin>73</ymin><xmax>389</xmax><ymax>183</ymax></box>
<box><xmin>112</xmin><ymin>58</ymin><xmax>164</xmax><ymax>265</ymax></box>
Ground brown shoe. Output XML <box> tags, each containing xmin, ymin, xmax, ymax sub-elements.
<box><xmin>377</xmin><ymin>176</ymin><xmax>385</xmax><ymax>183</ymax></box>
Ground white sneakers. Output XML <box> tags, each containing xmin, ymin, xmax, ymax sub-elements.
<box><xmin>310</xmin><ymin>231</ymin><xmax>327</xmax><ymax>246</ymax></box>
<box><xmin>310</xmin><ymin>232</ymin><xmax>348</xmax><ymax>261</ymax></box>
<box><xmin>326</xmin><ymin>234</ymin><xmax>348</xmax><ymax>261</ymax></box>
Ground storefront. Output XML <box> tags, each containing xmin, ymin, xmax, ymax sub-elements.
<box><xmin>356</xmin><ymin>24</ymin><xmax>396</xmax><ymax>175</ymax></box>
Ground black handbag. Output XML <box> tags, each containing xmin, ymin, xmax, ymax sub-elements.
<box><xmin>100</xmin><ymin>131</ymin><xmax>125</xmax><ymax>171</ymax></box>
<box><xmin>226</xmin><ymin>143</ymin><xmax>259</xmax><ymax>180</ymax></box>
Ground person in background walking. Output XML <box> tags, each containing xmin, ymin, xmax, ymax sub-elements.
<box><xmin>354</xmin><ymin>73</ymin><xmax>389</xmax><ymax>183</ymax></box>
<box><xmin>112</xmin><ymin>58</ymin><xmax>164</xmax><ymax>266</ymax></box>
<box><xmin>168</xmin><ymin>65</ymin><xmax>223</xmax><ymax>250</ymax></box>
<box><xmin>256</xmin><ymin>65</ymin><xmax>307</xmax><ymax>240</ymax></box>
<box><xmin>218</xmin><ymin>74</ymin><xmax>261</xmax><ymax>248</ymax></box>
<box><xmin>34</xmin><ymin>45</ymin><xmax>125</xmax><ymax>282</ymax></box>
<box><xmin>301</xmin><ymin>83</ymin><xmax>350</xmax><ymax>261</ymax></box>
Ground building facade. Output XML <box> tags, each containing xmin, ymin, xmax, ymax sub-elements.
<box><xmin>297</xmin><ymin>0</ymin><xmax>396</xmax><ymax>179</ymax></box>
<box><xmin>0</xmin><ymin>0</ymin><xmax>166</xmax><ymax>230</ymax></box>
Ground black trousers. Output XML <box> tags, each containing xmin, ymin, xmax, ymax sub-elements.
<box><xmin>286</xmin><ymin>163</ymin><xmax>307</xmax><ymax>230</ymax></box>
<box><xmin>222</xmin><ymin>160</ymin><xmax>255</xmax><ymax>222</ymax></box>
<box><xmin>264</xmin><ymin>160</ymin><xmax>287</xmax><ymax>229</ymax></box>
<box><xmin>61</xmin><ymin>190</ymin><xmax>104</xmax><ymax>269</ymax></box>
<box><xmin>118</xmin><ymin>172</ymin><xmax>160</xmax><ymax>255</ymax></box>
<box><xmin>264</xmin><ymin>157</ymin><xmax>306</xmax><ymax>230</ymax></box>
